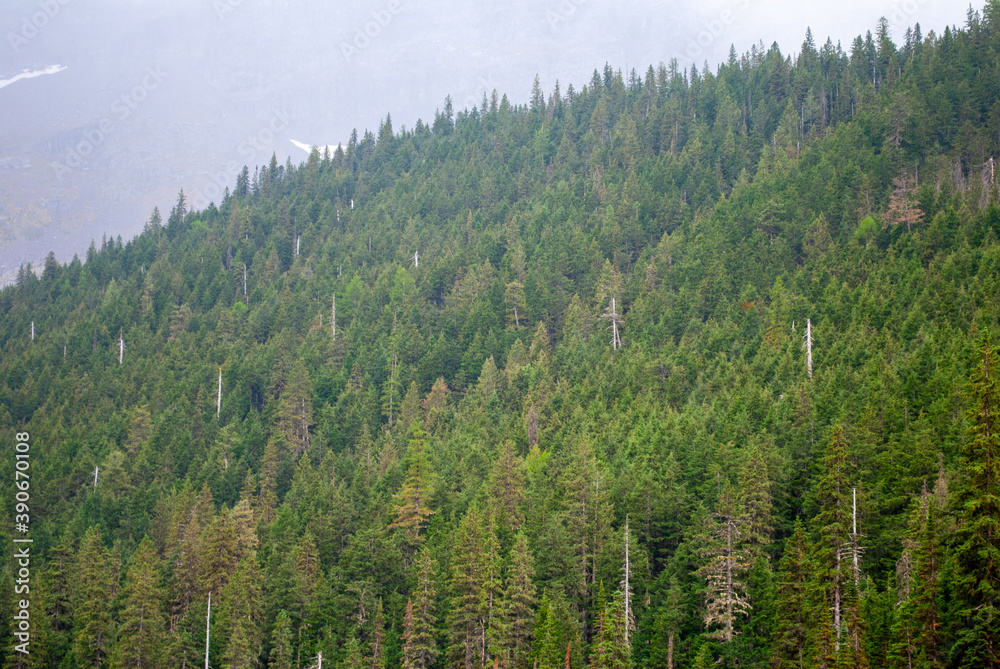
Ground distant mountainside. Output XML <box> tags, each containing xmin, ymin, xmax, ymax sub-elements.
<box><xmin>3</xmin><ymin>6</ymin><xmax>1000</xmax><ymax>669</ymax></box>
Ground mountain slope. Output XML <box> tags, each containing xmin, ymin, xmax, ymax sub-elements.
<box><xmin>3</xmin><ymin>6</ymin><xmax>1000</xmax><ymax>669</ymax></box>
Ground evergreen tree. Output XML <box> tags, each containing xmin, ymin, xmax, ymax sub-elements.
<box><xmin>402</xmin><ymin>549</ymin><xmax>438</xmax><ymax>669</ymax></box>
<box><xmin>370</xmin><ymin>598</ymin><xmax>387</xmax><ymax>669</ymax></box>
<box><xmin>590</xmin><ymin>594</ymin><xmax>631</xmax><ymax>669</ymax></box>
<box><xmin>219</xmin><ymin>552</ymin><xmax>264</xmax><ymax>669</ymax></box>
<box><xmin>951</xmin><ymin>337</ymin><xmax>1000</xmax><ymax>668</ymax></box>
<box><xmin>912</xmin><ymin>502</ymin><xmax>943</xmax><ymax>667</ymax></box>
<box><xmin>72</xmin><ymin>527</ymin><xmax>119</xmax><ymax>669</ymax></box>
<box><xmin>269</xmin><ymin>610</ymin><xmax>294</xmax><ymax>669</ymax></box>
<box><xmin>697</xmin><ymin>481</ymin><xmax>751</xmax><ymax>643</ymax></box>
<box><xmin>278</xmin><ymin>359</ymin><xmax>314</xmax><ymax>456</ymax></box>
<box><xmin>491</xmin><ymin>532</ymin><xmax>537</xmax><ymax>669</ymax></box>
<box><xmin>111</xmin><ymin>537</ymin><xmax>167</xmax><ymax>669</ymax></box>
<box><xmin>390</xmin><ymin>424</ymin><xmax>435</xmax><ymax>546</ymax></box>
<box><xmin>259</xmin><ymin>439</ymin><xmax>280</xmax><ymax>525</ymax></box>
<box><xmin>738</xmin><ymin>441</ymin><xmax>774</xmax><ymax>558</ymax></box>
<box><xmin>343</xmin><ymin>634</ymin><xmax>365</xmax><ymax>669</ymax></box>
<box><xmin>771</xmin><ymin>521</ymin><xmax>812</xmax><ymax>669</ymax></box>
<box><xmin>692</xmin><ymin>643</ymin><xmax>713</xmax><ymax>669</ymax></box>
<box><xmin>447</xmin><ymin>508</ymin><xmax>487</xmax><ymax>669</ymax></box>
<box><xmin>489</xmin><ymin>442</ymin><xmax>526</xmax><ymax>531</ymax></box>
<box><xmin>811</xmin><ymin>427</ymin><xmax>853</xmax><ymax>657</ymax></box>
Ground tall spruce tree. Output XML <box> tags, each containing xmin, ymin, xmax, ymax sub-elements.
<box><xmin>812</xmin><ymin>427</ymin><xmax>853</xmax><ymax>656</ymax></box>
<box><xmin>111</xmin><ymin>537</ymin><xmax>167</xmax><ymax>669</ymax></box>
<box><xmin>269</xmin><ymin>610</ymin><xmax>294</xmax><ymax>669</ymax></box>
<box><xmin>219</xmin><ymin>552</ymin><xmax>264</xmax><ymax>669</ymax></box>
<box><xmin>72</xmin><ymin>527</ymin><xmax>119</xmax><ymax>669</ymax></box>
<box><xmin>771</xmin><ymin>521</ymin><xmax>812</xmax><ymax>669</ymax></box>
<box><xmin>447</xmin><ymin>508</ymin><xmax>487</xmax><ymax>669</ymax></box>
<box><xmin>697</xmin><ymin>481</ymin><xmax>751</xmax><ymax>643</ymax></box>
<box><xmin>951</xmin><ymin>337</ymin><xmax>1000</xmax><ymax>668</ymax></box>
<box><xmin>390</xmin><ymin>423</ymin><xmax>436</xmax><ymax>546</ymax></box>
<box><xmin>490</xmin><ymin>532</ymin><xmax>537</xmax><ymax>669</ymax></box>
<box><xmin>590</xmin><ymin>594</ymin><xmax>631</xmax><ymax>669</ymax></box>
<box><xmin>402</xmin><ymin>549</ymin><xmax>438</xmax><ymax>669</ymax></box>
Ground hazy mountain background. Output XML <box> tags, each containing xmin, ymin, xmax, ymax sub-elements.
<box><xmin>0</xmin><ymin>0</ymin><xmax>965</xmax><ymax>284</ymax></box>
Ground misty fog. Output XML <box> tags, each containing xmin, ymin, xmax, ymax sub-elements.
<box><xmin>0</xmin><ymin>0</ymin><xmax>965</xmax><ymax>283</ymax></box>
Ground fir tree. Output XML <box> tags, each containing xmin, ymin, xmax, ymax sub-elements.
<box><xmin>370</xmin><ymin>598</ymin><xmax>386</xmax><ymax>669</ymax></box>
<box><xmin>771</xmin><ymin>521</ymin><xmax>812</xmax><ymax>669</ymax></box>
<box><xmin>590</xmin><ymin>594</ymin><xmax>631</xmax><ymax>669</ymax></box>
<box><xmin>491</xmin><ymin>532</ymin><xmax>537</xmax><ymax>669</ymax></box>
<box><xmin>389</xmin><ymin>423</ymin><xmax>435</xmax><ymax>546</ymax></box>
<box><xmin>488</xmin><ymin>442</ymin><xmax>526</xmax><ymax>531</ymax></box>
<box><xmin>951</xmin><ymin>336</ymin><xmax>1000</xmax><ymax>668</ymax></box>
<box><xmin>259</xmin><ymin>439</ymin><xmax>280</xmax><ymax>525</ymax></box>
<box><xmin>812</xmin><ymin>427</ymin><xmax>853</xmax><ymax>656</ymax></box>
<box><xmin>738</xmin><ymin>441</ymin><xmax>775</xmax><ymax>558</ymax></box>
<box><xmin>72</xmin><ymin>527</ymin><xmax>119</xmax><ymax>669</ymax></box>
<box><xmin>343</xmin><ymin>634</ymin><xmax>365</xmax><ymax>669</ymax></box>
<box><xmin>447</xmin><ymin>508</ymin><xmax>487</xmax><ymax>669</ymax></box>
<box><xmin>219</xmin><ymin>552</ymin><xmax>264</xmax><ymax>669</ymax></box>
<box><xmin>278</xmin><ymin>359</ymin><xmax>314</xmax><ymax>456</ymax></box>
<box><xmin>912</xmin><ymin>502</ymin><xmax>943</xmax><ymax>667</ymax></box>
<box><xmin>402</xmin><ymin>549</ymin><xmax>438</xmax><ymax>669</ymax></box>
<box><xmin>697</xmin><ymin>481</ymin><xmax>751</xmax><ymax>643</ymax></box>
<box><xmin>112</xmin><ymin>537</ymin><xmax>167</xmax><ymax>669</ymax></box>
<box><xmin>269</xmin><ymin>610</ymin><xmax>294</xmax><ymax>669</ymax></box>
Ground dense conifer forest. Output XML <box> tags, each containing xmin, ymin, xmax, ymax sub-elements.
<box><xmin>4</xmin><ymin>5</ymin><xmax>1000</xmax><ymax>668</ymax></box>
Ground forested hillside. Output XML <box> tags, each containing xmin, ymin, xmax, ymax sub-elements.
<box><xmin>3</xmin><ymin>5</ymin><xmax>1000</xmax><ymax>669</ymax></box>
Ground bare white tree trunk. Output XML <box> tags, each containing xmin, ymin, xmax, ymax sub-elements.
<box><xmin>602</xmin><ymin>298</ymin><xmax>623</xmax><ymax>350</ymax></box>
<box><xmin>119</xmin><ymin>332</ymin><xmax>124</xmax><ymax>365</ymax></box>
<box><xmin>217</xmin><ymin>368</ymin><xmax>222</xmax><ymax>417</ymax></box>
<box><xmin>30</xmin><ymin>321</ymin><xmax>34</xmax><ymax>342</ymax></box>
<box><xmin>852</xmin><ymin>488</ymin><xmax>860</xmax><ymax>588</ymax></box>
<box><xmin>612</xmin><ymin>299</ymin><xmax>620</xmax><ymax>350</ymax></box>
<box><xmin>623</xmin><ymin>514</ymin><xmax>633</xmax><ymax>648</ymax></box>
<box><xmin>243</xmin><ymin>264</ymin><xmax>247</xmax><ymax>296</ymax></box>
<box><xmin>205</xmin><ymin>592</ymin><xmax>211</xmax><ymax>669</ymax></box>
<box><xmin>94</xmin><ymin>466</ymin><xmax>99</xmax><ymax>487</ymax></box>
<box><xmin>725</xmin><ymin>519</ymin><xmax>734</xmax><ymax>643</ymax></box>
<box><xmin>804</xmin><ymin>319</ymin><xmax>814</xmax><ymax>378</ymax></box>
<box><xmin>834</xmin><ymin>547</ymin><xmax>841</xmax><ymax>651</ymax></box>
